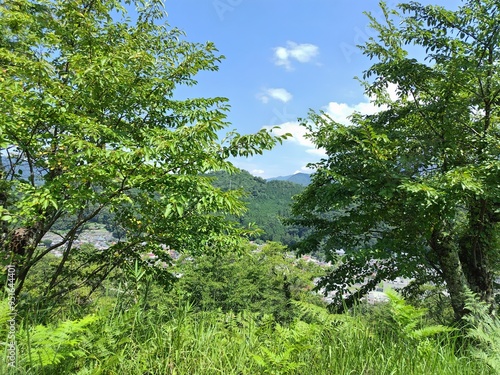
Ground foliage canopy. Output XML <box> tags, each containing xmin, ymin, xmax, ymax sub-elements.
<box><xmin>0</xmin><ymin>0</ymin><xmax>286</xmax><ymax>301</ymax></box>
<box><xmin>289</xmin><ymin>0</ymin><xmax>500</xmax><ymax>320</ymax></box>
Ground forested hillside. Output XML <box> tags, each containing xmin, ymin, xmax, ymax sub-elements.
<box><xmin>1</xmin><ymin>0</ymin><xmax>499</xmax><ymax>374</ymax></box>
<box><xmin>3</xmin><ymin>161</ymin><xmax>307</xmax><ymax>245</ymax></box>
<box><xmin>209</xmin><ymin>169</ymin><xmax>308</xmax><ymax>244</ymax></box>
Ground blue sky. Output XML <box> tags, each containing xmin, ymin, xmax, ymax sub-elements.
<box><xmin>163</xmin><ymin>0</ymin><xmax>462</xmax><ymax>178</ymax></box>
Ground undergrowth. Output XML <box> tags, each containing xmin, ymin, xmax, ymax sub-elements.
<box><xmin>0</xmin><ymin>291</ymin><xmax>496</xmax><ymax>374</ymax></box>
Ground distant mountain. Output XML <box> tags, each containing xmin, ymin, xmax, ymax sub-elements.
<box><xmin>208</xmin><ymin>169</ymin><xmax>309</xmax><ymax>245</ymax></box>
<box><xmin>267</xmin><ymin>173</ymin><xmax>311</xmax><ymax>186</ymax></box>
<box><xmin>1</xmin><ymin>156</ymin><xmax>45</xmax><ymax>184</ymax></box>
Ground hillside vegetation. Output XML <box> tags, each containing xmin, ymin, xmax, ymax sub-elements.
<box><xmin>1</xmin><ymin>0</ymin><xmax>499</xmax><ymax>374</ymax></box>
<box><xmin>209</xmin><ymin>170</ymin><xmax>308</xmax><ymax>244</ymax></box>
<box><xmin>5</xmin><ymin>242</ymin><xmax>498</xmax><ymax>375</ymax></box>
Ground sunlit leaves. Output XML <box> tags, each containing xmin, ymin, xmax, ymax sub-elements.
<box><xmin>290</xmin><ymin>0</ymin><xmax>500</xmax><ymax>316</ymax></box>
<box><xmin>0</xmin><ymin>0</ymin><xmax>284</xmax><ymax>298</ymax></box>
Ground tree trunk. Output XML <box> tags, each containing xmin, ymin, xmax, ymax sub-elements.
<box><xmin>430</xmin><ymin>228</ymin><xmax>469</xmax><ymax>322</ymax></box>
<box><xmin>459</xmin><ymin>199</ymin><xmax>497</xmax><ymax>310</ymax></box>
<box><xmin>8</xmin><ymin>227</ymin><xmax>37</xmax><ymax>297</ymax></box>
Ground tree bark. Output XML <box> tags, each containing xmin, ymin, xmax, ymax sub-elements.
<box><xmin>9</xmin><ymin>226</ymin><xmax>37</xmax><ymax>297</ymax></box>
<box><xmin>430</xmin><ymin>228</ymin><xmax>469</xmax><ymax>321</ymax></box>
<box><xmin>459</xmin><ymin>199</ymin><xmax>496</xmax><ymax>310</ymax></box>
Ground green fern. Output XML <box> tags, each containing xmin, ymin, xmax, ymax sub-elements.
<box><xmin>251</xmin><ymin>316</ymin><xmax>313</xmax><ymax>375</ymax></box>
<box><xmin>0</xmin><ymin>298</ymin><xmax>13</xmax><ymax>338</ymax></box>
<box><xmin>385</xmin><ymin>289</ymin><xmax>453</xmax><ymax>340</ymax></box>
<box><xmin>463</xmin><ymin>291</ymin><xmax>500</xmax><ymax>373</ymax></box>
<box><xmin>0</xmin><ymin>298</ymin><xmax>15</xmax><ymax>371</ymax></box>
<box><xmin>293</xmin><ymin>300</ymin><xmax>355</xmax><ymax>326</ymax></box>
<box><xmin>252</xmin><ymin>345</ymin><xmax>305</xmax><ymax>375</ymax></box>
<box><xmin>24</xmin><ymin>314</ymin><xmax>99</xmax><ymax>369</ymax></box>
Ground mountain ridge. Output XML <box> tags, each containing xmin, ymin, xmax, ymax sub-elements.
<box><xmin>267</xmin><ymin>172</ymin><xmax>311</xmax><ymax>186</ymax></box>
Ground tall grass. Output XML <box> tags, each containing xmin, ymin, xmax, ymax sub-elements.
<box><xmin>463</xmin><ymin>291</ymin><xmax>500</xmax><ymax>373</ymax></box>
<box><xmin>1</xmin><ymin>295</ymin><xmax>495</xmax><ymax>375</ymax></box>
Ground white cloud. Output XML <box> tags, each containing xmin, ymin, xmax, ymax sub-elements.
<box><xmin>273</xmin><ymin>41</ymin><xmax>319</xmax><ymax>70</ymax></box>
<box><xmin>263</xmin><ymin>121</ymin><xmax>327</xmax><ymax>157</ymax></box>
<box><xmin>387</xmin><ymin>82</ymin><xmax>399</xmax><ymax>101</ymax></box>
<box><xmin>257</xmin><ymin>88</ymin><xmax>293</xmax><ymax>104</ymax></box>
<box><xmin>306</xmin><ymin>148</ymin><xmax>327</xmax><ymax>156</ymax></box>
<box><xmin>261</xmin><ymin>84</ymin><xmax>400</xmax><ymax>162</ymax></box>
<box><xmin>325</xmin><ymin>100</ymin><xmax>381</xmax><ymax>124</ymax></box>
<box><xmin>294</xmin><ymin>165</ymin><xmax>314</xmax><ymax>174</ymax></box>
<box><xmin>252</xmin><ymin>169</ymin><xmax>265</xmax><ymax>175</ymax></box>
<box><xmin>324</xmin><ymin>83</ymin><xmax>399</xmax><ymax>124</ymax></box>
<box><xmin>265</xmin><ymin>121</ymin><xmax>312</xmax><ymax>148</ymax></box>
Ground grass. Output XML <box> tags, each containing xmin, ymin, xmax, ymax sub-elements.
<box><xmin>2</xmin><ymin>297</ymin><xmax>495</xmax><ymax>375</ymax></box>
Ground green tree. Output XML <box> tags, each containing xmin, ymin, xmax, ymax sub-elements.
<box><xmin>173</xmin><ymin>242</ymin><xmax>324</xmax><ymax>322</ymax></box>
<box><xmin>0</xmin><ymin>0</ymin><xmax>285</xmax><ymax>302</ymax></box>
<box><xmin>289</xmin><ymin>0</ymin><xmax>499</xmax><ymax>321</ymax></box>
